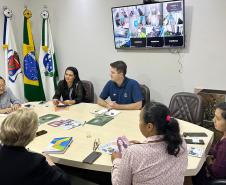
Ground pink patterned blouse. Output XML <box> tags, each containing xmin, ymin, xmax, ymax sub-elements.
<box><xmin>112</xmin><ymin>135</ymin><xmax>188</xmax><ymax>185</ymax></box>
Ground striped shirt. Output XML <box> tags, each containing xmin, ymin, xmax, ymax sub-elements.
<box><xmin>112</xmin><ymin>135</ymin><xmax>188</xmax><ymax>185</ymax></box>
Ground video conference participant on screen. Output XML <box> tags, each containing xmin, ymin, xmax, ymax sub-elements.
<box><xmin>97</xmin><ymin>61</ymin><xmax>143</xmax><ymax>110</ymax></box>
<box><xmin>0</xmin><ymin>76</ymin><xmax>21</xmax><ymax>114</ymax></box>
<box><xmin>0</xmin><ymin>108</ymin><xmax>71</xmax><ymax>185</ymax></box>
<box><xmin>53</xmin><ymin>66</ymin><xmax>84</xmax><ymax>106</ymax></box>
<box><xmin>111</xmin><ymin>102</ymin><xmax>188</xmax><ymax>185</ymax></box>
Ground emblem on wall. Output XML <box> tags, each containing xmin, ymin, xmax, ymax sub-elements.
<box><xmin>43</xmin><ymin>51</ymin><xmax>54</xmax><ymax>77</ymax></box>
<box><xmin>7</xmin><ymin>50</ymin><xmax>22</xmax><ymax>83</ymax></box>
<box><xmin>41</xmin><ymin>10</ymin><xmax>49</xmax><ymax>19</ymax></box>
<box><xmin>3</xmin><ymin>8</ymin><xmax>13</xmax><ymax>18</ymax></box>
<box><xmin>23</xmin><ymin>8</ymin><xmax>32</xmax><ymax>18</ymax></box>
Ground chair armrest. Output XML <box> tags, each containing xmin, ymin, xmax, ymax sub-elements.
<box><xmin>209</xmin><ymin>179</ymin><xmax>226</xmax><ymax>185</ymax></box>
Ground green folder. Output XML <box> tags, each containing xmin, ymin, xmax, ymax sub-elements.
<box><xmin>38</xmin><ymin>114</ymin><xmax>60</xmax><ymax>125</ymax></box>
<box><xmin>86</xmin><ymin>115</ymin><xmax>114</xmax><ymax>126</ymax></box>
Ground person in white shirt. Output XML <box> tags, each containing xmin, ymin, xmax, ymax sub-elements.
<box><xmin>0</xmin><ymin>76</ymin><xmax>21</xmax><ymax>114</ymax></box>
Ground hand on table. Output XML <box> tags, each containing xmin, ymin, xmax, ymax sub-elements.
<box><xmin>106</xmin><ymin>101</ymin><xmax>118</xmax><ymax>109</ymax></box>
<box><xmin>0</xmin><ymin>107</ymin><xmax>13</xmax><ymax>114</ymax></box>
<box><xmin>63</xmin><ymin>100</ymin><xmax>75</xmax><ymax>105</ymax></box>
<box><xmin>52</xmin><ymin>99</ymin><xmax>60</xmax><ymax>106</ymax></box>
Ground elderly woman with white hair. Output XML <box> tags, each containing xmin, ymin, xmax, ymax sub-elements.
<box><xmin>0</xmin><ymin>108</ymin><xmax>71</xmax><ymax>185</ymax></box>
<box><xmin>0</xmin><ymin>76</ymin><xmax>21</xmax><ymax>114</ymax></box>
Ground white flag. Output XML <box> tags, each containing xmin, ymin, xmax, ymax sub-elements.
<box><xmin>39</xmin><ymin>10</ymin><xmax>58</xmax><ymax>100</ymax></box>
<box><xmin>3</xmin><ymin>8</ymin><xmax>24</xmax><ymax>101</ymax></box>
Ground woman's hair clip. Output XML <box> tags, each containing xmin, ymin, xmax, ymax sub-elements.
<box><xmin>166</xmin><ymin>115</ymin><xmax>171</xmax><ymax>122</ymax></box>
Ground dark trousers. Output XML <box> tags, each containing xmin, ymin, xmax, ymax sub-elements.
<box><xmin>192</xmin><ymin>162</ymin><xmax>212</xmax><ymax>185</ymax></box>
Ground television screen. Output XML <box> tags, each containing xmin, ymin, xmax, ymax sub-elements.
<box><xmin>111</xmin><ymin>0</ymin><xmax>185</xmax><ymax>49</ymax></box>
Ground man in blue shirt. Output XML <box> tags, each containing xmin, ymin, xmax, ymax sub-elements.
<box><xmin>98</xmin><ymin>61</ymin><xmax>143</xmax><ymax>110</ymax></box>
<box><xmin>0</xmin><ymin>76</ymin><xmax>21</xmax><ymax>114</ymax></box>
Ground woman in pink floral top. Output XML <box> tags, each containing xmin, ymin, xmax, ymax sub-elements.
<box><xmin>111</xmin><ymin>102</ymin><xmax>188</xmax><ymax>185</ymax></box>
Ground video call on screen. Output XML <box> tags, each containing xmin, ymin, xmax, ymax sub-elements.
<box><xmin>112</xmin><ymin>0</ymin><xmax>184</xmax><ymax>49</ymax></box>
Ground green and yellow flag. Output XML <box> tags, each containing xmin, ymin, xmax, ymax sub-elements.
<box><xmin>23</xmin><ymin>8</ymin><xmax>45</xmax><ymax>101</ymax></box>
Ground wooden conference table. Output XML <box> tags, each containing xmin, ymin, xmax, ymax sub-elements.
<box><xmin>0</xmin><ymin>102</ymin><xmax>214</xmax><ymax>176</ymax></box>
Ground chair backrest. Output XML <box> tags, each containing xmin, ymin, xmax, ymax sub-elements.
<box><xmin>209</xmin><ymin>179</ymin><xmax>226</xmax><ymax>185</ymax></box>
<box><xmin>140</xmin><ymin>84</ymin><xmax>150</xmax><ymax>107</ymax></box>
<box><xmin>81</xmin><ymin>80</ymin><xmax>94</xmax><ymax>103</ymax></box>
<box><xmin>169</xmin><ymin>92</ymin><xmax>203</xmax><ymax>125</ymax></box>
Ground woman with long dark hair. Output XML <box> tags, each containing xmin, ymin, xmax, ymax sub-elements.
<box><xmin>53</xmin><ymin>67</ymin><xmax>84</xmax><ymax>105</ymax></box>
<box><xmin>111</xmin><ymin>102</ymin><xmax>187</xmax><ymax>185</ymax></box>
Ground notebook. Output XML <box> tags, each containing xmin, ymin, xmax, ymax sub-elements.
<box><xmin>48</xmin><ymin>120</ymin><xmax>65</xmax><ymax>127</ymax></box>
<box><xmin>60</xmin><ymin>119</ymin><xmax>84</xmax><ymax>130</ymax></box>
<box><xmin>48</xmin><ymin>119</ymin><xmax>84</xmax><ymax>129</ymax></box>
<box><xmin>38</xmin><ymin>114</ymin><xmax>60</xmax><ymax>124</ymax></box>
<box><xmin>86</xmin><ymin>115</ymin><xmax>113</xmax><ymax>126</ymax></box>
<box><xmin>43</xmin><ymin>137</ymin><xmax>73</xmax><ymax>154</ymax></box>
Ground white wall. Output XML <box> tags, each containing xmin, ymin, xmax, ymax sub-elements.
<box><xmin>0</xmin><ymin>0</ymin><xmax>226</xmax><ymax>105</ymax></box>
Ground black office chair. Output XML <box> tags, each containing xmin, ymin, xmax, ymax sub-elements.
<box><xmin>140</xmin><ymin>84</ymin><xmax>150</xmax><ymax>107</ymax></box>
<box><xmin>81</xmin><ymin>80</ymin><xmax>94</xmax><ymax>103</ymax></box>
<box><xmin>169</xmin><ymin>92</ymin><xmax>204</xmax><ymax>125</ymax></box>
<box><xmin>208</xmin><ymin>179</ymin><xmax>226</xmax><ymax>185</ymax></box>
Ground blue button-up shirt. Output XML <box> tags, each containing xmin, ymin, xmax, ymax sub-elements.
<box><xmin>100</xmin><ymin>77</ymin><xmax>143</xmax><ymax>104</ymax></box>
<box><xmin>0</xmin><ymin>87</ymin><xmax>21</xmax><ymax>109</ymax></box>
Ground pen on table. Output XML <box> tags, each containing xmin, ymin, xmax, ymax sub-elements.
<box><xmin>93</xmin><ymin>139</ymin><xmax>100</xmax><ymax>151</ymax></box>
<box><xmin>104</xmin><ymin>108</ymin><xmax>112</xmax><ymax>116</ymax></box>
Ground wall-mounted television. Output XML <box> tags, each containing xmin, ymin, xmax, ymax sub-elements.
<box><xmin>111</xmin><ymin>0</ymin><xmax>185</xmax><ymax>49</ymax></box>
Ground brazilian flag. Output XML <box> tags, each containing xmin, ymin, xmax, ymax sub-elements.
<box><xmin>23</xmin><ymin>8</ymin><xmax>45</xmax><ymax>101</ymax></box>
